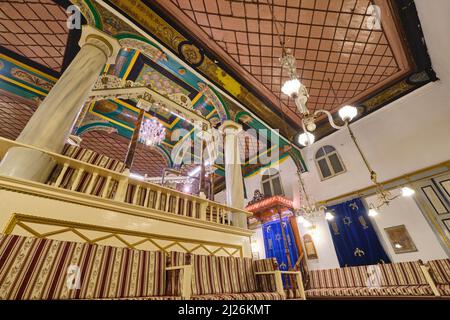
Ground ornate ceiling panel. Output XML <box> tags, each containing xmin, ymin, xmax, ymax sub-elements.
<box><xmin>162</xmin><ymin>0</ymin><xmax>410</xmax><ymax>122</ymax></box>
<box><xmin>0</xmin><ymin>91</ymin><xmax>35</xmax><ymax>140</ymax></box>
<box><xmin>0</xmin><ymin>0</ymin><xmax>69</xmax><ymax>72</ymax></box>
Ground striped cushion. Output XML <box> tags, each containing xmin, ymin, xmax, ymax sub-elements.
<box><xmin>436</xmin><ymin>284</ymin><xmax>450</xmax><ymax>296</ymax></box>
<box><xmin>0</xmin><ymin>234</ymin><xmax>166</xmax><ymax>300</ymax></box>
<box><xmin>428</xmin><ymin>259</ymin><xmax>450</xmax><ymax>285</ymax></box>
<box><xmin>165</xmin><ymin>251</ymin><xmax>190</xmax><ymax>296</ymax></box>
<box><xmin>191</xmin><ymin>292</ymin><xmax>284</xmax><ymax>300</ymax></box>
<box><xmin>309</xmin><ymin>266</ymin><xmax>367</xmax><ymax>289</ymax></box>
<box><xmin>62</xmin><ymin>144</ymin><xmax>126</xmax><ymax>173</ymax></box>
<box><xmin>217</xmin><ymin>256</ymin><xmax>257</xmax><ymax>293</ymax></box>
<box><xmin>253</xmin><ymin>258</ymin><xmax>277</xmax><ymax>292</ymax></box>
<box><xmin>97</xmin><ymin>296</ymin><xmax>182</xmax><ymax>300</ymax></box>
<box><xmin>380</xmin><ymin>261</ymin><xmax>427</xmax><ymax>286</ymax></box>
<box><xmin>167</xmin><ymin>254</ymin><xmax>280</xmax><ymax>297</ymax></box>
<box><xmin>46</xmin><ymin>144</ymin><xmax>125</xmax><ymax>198</ymax></box>
<box><xmin>306</xmin><ymin>285</ymin><xmax>433</xmax><ymax>298</ymax></box>
<box><xmin>190</xmin><ymin>254</ymin><xmax>222</xmax><ymax>295</ymax></box>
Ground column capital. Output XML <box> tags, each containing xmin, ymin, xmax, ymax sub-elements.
<box><xmin>219</xmin><ymin>120</ymin><xmax>242</xmax><ymax>135</ymax></box>
<box><xmin>79</xmin><ymin>25</ymin><xmax>121</xmax><ymax>64</ymax></box>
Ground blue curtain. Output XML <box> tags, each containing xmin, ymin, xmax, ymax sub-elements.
<box><xmin>328</xmin><ymin>198</ymin><xmax>390</xmax><ymax>267</ymax></box>
<box><xmin>262</xmin><ymin>218</ymin><xmax>299</xmax><ymax>271</ymax></box>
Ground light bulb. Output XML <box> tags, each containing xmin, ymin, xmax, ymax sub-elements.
<box><xmin>338</xmin><ymin>105</ymin><xmax>358</xmax><ymax>122</ymax></box>
<box><xmin>325</xmin><ymin>211</ymin><xmax>335</xmax><ymax>221</ymax></box>
<box><xmin>401</xmin><ymin>187</ymin><xmax>415</xmax><ymax>197</ymax></box>
<box><xmin>281</xmin><ymin>79</ymin><xmax>301</xmax><ymax>96</ymax></box>
<box><xmin>368</xmin><ymin>208</ymin><xmax>379</xmax><ymax>217</ymax></box>
<box><xmin>306</xmin><ymin>122</ymin><xmax>317</xmax><ymax>132</ymax></box>
<box><xmin>298</xmin><ymin>132</ymin><xmax>315</xmax><ymax>147</ymax></box>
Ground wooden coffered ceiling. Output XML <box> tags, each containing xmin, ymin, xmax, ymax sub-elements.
<box><xmin>149</xmin><ymin>0</ymin><xmax>433</xmax><ymax>138</ymax></box>
<box><xmin>0</xmin><ymin>0</ymin><xmax>436</xmax><ymax>184</ymax></box>
<box><xmin>0</xmin><ymin>0</ymin><xmax>69</xmax><ymax>72</ymax></box>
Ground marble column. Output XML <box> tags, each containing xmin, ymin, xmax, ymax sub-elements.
<box><xmin>219</xmin><ymin>120</ymin><xmax>247</xmax><ymax>228</ymax></box>
<box><xmin>0</xmin><ymin>26</ymin><xmax>120</xmax><ymax>182</ymax></box>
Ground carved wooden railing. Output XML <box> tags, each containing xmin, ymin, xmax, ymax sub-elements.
<box><xmin>0</xmin><ymin>137</ymin><xmax>250</xmax><ymax>229</ymax></box>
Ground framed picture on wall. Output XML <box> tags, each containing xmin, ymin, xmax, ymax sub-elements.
<box><xmin>303</xmin><ymin>234</ymin><xmax>318</xmax><ymax>260</ymax></box>
<box><xmin>384</xmin><ymin>225</ymin><xmax>418</xmax><ymax>254</ymax></box>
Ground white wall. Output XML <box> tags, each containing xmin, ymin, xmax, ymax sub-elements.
<box><xmin>367</xmin><ymin>189</ymin><xmax>448</xmax><ymax>262</ymax></box>
<box><xmin>251</xmin><ymin>226</ymin><xmax>266</xmax><ymax>259</ymax></box>
<box><xmin>296</xmin><ymin>215</ymin><xmax>340</xmax><ymax>270</ymax></box>
<box><xmin>243</xmin><ymin>156</ymin><xmax>302</xmax><ymax>207</ymax></box>
<box><xmin>217</xmin><ymin>0</ymin><xmax>450</xmax><ymax>268</ymax></box>
<box><xmin>300</xmin><ymin>0</ymin><xmax>450</xmax><ymax>202</ymax></box>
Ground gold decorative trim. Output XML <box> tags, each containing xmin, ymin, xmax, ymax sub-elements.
<box><xmin>318</xmin><ymin>161</ymin><xmax>450</xmax><ymax>206</ymax></box>
<box><xmin>0</xmin><ymin>174</ymin><xmax>253</xmax><ymax>237</ymax></box>
<box><xmin>3</xmin><ymin>213</ymin><xmax>244</xmax><ymax>257</ymax></box>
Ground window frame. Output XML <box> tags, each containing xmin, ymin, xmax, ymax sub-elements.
<box><xmin>314</xmin><ymin>145</ymin><xmax>346</xmax><ymax>181</ymax></box>
<box><xmin>261</xmin><ymin>170</ymin><xmax>285</xmax><ymax>197</ymax></box>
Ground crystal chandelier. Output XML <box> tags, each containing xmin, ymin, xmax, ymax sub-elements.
<box><xmin>294</xmin><ymin>170</ymin><xmax>335</xmax><ymax>229</ymax></box>
<box><xmin>139</xmin><ymin>118</ymin><xmax>166</xmax><ymax>147</ymax></box>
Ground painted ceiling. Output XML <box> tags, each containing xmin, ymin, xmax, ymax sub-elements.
<box><xmin>0</xmin><ymin>0</ymin><xmax>69</xmax><ymax>72</ymax></box>
<box><xmin>0</xmin><ymin>0</ymin><xmax>297</xmax><ymax>181</ymax></box>
<box><xmin>0</xmin><ymin>0</ymin><xmax>435</xmax><ymax>184</ymax></box>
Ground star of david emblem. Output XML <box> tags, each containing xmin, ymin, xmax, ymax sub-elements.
<box><xmin>343</xmin><ymin>216</ymin><xmax>352</xmax><ymax>226</ymax></box>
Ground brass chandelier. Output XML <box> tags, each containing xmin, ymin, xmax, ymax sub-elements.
<box><xmin>279</xmin><ymin>50</ymin><xmax>415</xmax><ymax>219</ymax></box>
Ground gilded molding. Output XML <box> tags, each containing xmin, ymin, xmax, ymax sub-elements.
<box><xmin>4</xmin><ymin>213</ymin><xmax>244</xmax><ymax>257</ymax></box>
<box><xmin>0</xmin><ymin>174</ymin><xmax>253</xmax><ymax>237</ymax></box>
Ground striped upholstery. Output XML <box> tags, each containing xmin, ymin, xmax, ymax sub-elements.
<box><xmin>428</xmin><ymin>259</ymin><xmax>450</xmax><ymax>284</ymax></box>
<box><xmin>306</xmin><ymin>286</ymin><xmax>434</xmax><ymax>298</ymax></box>
<box><xmin>428</xmin><ymin>259</ymin><xmax>450</xmax><ymax>296</ymax></box>
<box><xmin>379</xmin><ymin>261</ymin><xmax>428</xmax><ymax>286</ymax></box>
<box><xmin>46</xmin><ymin>144</ymin><xmax>126</xmax><ymax>198</ymax></box>
<box><xmin>168</xmin><ymin>252</ymin><xmax>284</xmax><ymax>300</ymax></box>
<box><xmin>0</xmin><ymin>234</ymin><xmax>169</xmax><ymax>300</ymax></box>
<box><xmin>306</xmin><ymin>261</ymin><xmax>434</xmax><ymax>298</ymax></box>
<box><xmin>191</xmin><ymin>254</ymin><xmax>222</xmax><ymax>295</ymax></box>
<box><xmin>309</xmin><ymin>266</ymin><xmax>368</xmax><ymax>289</ymax></box>
<box><xmin>61</xmin><ymin>144</ymin><xmax>126</xmax><ymax>173</ymax></box>
<box><xmin>217</xmin><ymin>256</ymin><xmax>258</xmax><ymax>293</ymax></box>
<box><xmin>191</xmin><ymin>292</ymin><xmax>284</xmax><ymax>300</ymax></box>
<box><xmin>253</xmin><ymin>257</ymin><xmax>277</xmax><ymax>292</ymax></box>
<box><xmin>165</xmin><ymin>251</ymin><xmax>190</xmax><ymax>296</ymax></box>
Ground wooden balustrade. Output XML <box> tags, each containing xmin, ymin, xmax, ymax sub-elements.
<box><xmin>0</xmin><ymin>137</ymin><xmax>251</xmax><ymax>229</ymax></box>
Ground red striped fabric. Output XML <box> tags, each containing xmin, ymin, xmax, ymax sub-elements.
<box><xmin>191</xmin><ymin>292</ymin><xmax>284</xmax><ymax>300</ymax></box>
<box><xmin>428</xmin><ymin>259</ymin><xmax>450</xmax><ymax>284</ymax></box>
<box><xmin>46</xmin><ymin>144</ymin><xmax>126</xmax><ymax>197</ymax></box>
<box><xmin>0</xmin><ymin>234</ymin><xmax>167</xmax><ymax>300</ymax></box>
<box><xmin>166</xmin><ymin>253</ymin><xmax>281</xmax><ymax>298</ymax></box>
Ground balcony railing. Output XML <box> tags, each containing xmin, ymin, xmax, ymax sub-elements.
<box><xmin>0</xmin><ymin>137</ymin><xmax>251</xmax><ymax>230</ymax></box>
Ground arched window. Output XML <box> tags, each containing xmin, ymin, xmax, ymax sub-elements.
<box><xmin>315</xmin><ymin>145</ymin><xmax>345</xmax><ymax>180</ymax></box>
<box><xmin>261</xmin><ymin>168</ymin><xmax>284</xmax><ymax>196</ymax></box>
